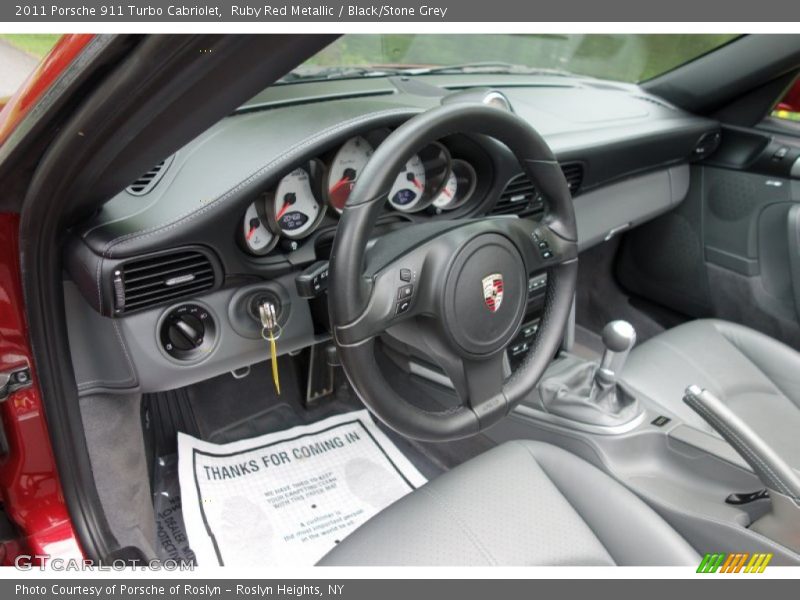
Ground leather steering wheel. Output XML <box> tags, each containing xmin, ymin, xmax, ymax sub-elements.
<box><xmin>329</xmin><ymin>103</ymin><xmax>578</xmax><ymax>441</ymax></box>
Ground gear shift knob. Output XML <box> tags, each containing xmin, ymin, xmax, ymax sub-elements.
<box><xmin>597</xmin><ymin>320</ymin><xmax>636</xmax><ymax>386</ymax></box>
<box><xmin>601</xmin><ymin>320</ymin><xmax>637</xmax><ymax>354</ymax></box>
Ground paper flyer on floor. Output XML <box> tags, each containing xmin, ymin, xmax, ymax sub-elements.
<box><xmin>177</xmin><ymin>409</ymin><xmax>427</xmax><ymax>567</ymax></box>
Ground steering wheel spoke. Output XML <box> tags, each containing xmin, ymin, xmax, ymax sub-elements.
<box><xmin>457</xmin><ymin>353</ymin><xmax>509</xmax><ymax>425</ymax></box>
<box><xmin>333</xmin><ymin>224</ymin><xmax>448</xmax><ymax>346</ymax></box>
<box><xmin>387</xmin><ymin>319</ymin><xmax>509</xmax><ymax>427</ymax></box>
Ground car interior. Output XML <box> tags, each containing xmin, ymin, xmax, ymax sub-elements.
<box><xmin>19</xmin><ymin>33</ymin><xmax>800</xmax><ymax>565</ymax></box>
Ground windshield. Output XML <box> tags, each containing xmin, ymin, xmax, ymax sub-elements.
<box><xmin>283</xmin><ymin>34</ymin><xmax>739</xmax><ymax>84</ymax></box>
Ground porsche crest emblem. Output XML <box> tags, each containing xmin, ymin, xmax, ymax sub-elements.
<box><xmin>481</xmin><ymin>273</ymin><xmax>504</xmax><ymax>312</ymax></box>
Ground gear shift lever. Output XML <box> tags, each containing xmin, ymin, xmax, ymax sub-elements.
<box><xmin>594</xmin><ymin>320</ymin><xmax>636</xmax><ymax>392</ymax></box>
<box><xmin>537</xmin><ymin>319</ymin><xmax>641</xmax><ymax>427</ymax></box>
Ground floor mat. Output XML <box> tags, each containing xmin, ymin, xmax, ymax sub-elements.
<box><xmin>152</xmin><ymin>454</ymin><xmax>196</xmax><ymax>564</ymax></box>
<box><xmin>143</xmin><ymin>359</ymin><xmax>448</xmax><ymax>481</ymax></box>
<box><xmin>177</xmin><ymin>409</ymin><xmax>426</xmax><ymax>567</ymax></box>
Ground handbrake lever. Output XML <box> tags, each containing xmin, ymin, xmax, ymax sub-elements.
<box><xmin>684</xmin><ymin>385</ymin><xmax>800</xmax><ymax>551</ymax></box>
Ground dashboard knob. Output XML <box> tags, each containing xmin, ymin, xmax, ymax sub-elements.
<box><xmin>167</xmin><ymin>313</ymin><xmax>205</xmax><ymax>350</ymax></box>
<box><xmin>159</xmin><ymin>303</ymin><xmax>216</xmax><ymax>361</ymax></box>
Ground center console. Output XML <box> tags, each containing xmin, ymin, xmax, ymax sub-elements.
<box><xmin>487</xmin><ymin>318</ymin><xmax>800</xmax><ymax>565</ymax></box>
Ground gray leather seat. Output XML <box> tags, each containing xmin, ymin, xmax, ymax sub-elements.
<box><xmin>622</xmin><ymin>319</ymin><xmax>800</xmax><ymax>467</ymax></box>
<box><xmin>319</xmin><ymin>440</ymin><xmax>698</xmax><ymax>566</ymax></box>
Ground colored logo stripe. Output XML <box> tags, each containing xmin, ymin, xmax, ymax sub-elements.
<box><xmin>697</xmin><ymin>553</ymin><xmax>726</xmax><ymax>573</ymax></box>
<box><xmin>697</xmin><ymin>552</ymin><xmax>773</xmax><ymax>573</ymax></box>
<box><xmin>720</xmin><ymin>553</ymin><xmax>748</xmax><ymax>573</ymax></box>
<box><xmin>745</xmin><ymin>553</ymin><xmax>773</xmax><ymax>573</ymax></box>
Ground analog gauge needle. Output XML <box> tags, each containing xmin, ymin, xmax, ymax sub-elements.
<box><xmin>246</xmin><ymin>217</ymin><xmax>261</xmax><ymax>241</ymax></box>
<box><xmin>275</xmin><ymin>192</ymin><xmax>297</xmax><ymax>221</ymax></box>
<box><xmin>406</xmin><ymin>172</ymin><xmax>424</xmax><ymax>191</ymax></box>
<box><xmin>329</xmin><ymin>168</ymin><xmax>357</xmax><ymax>208</ymax></box>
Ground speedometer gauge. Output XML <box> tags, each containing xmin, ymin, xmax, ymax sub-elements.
<box><xmin>327</xmin><ymin>136</ymin><xmax>374</xmax><ymax>213</ymax></box>
<box><xmin>388</xmin><ymin>154</ymin><xmax>427</xmax><ymax>212</ymax></box>
<box><xmin>272</xmin><ymin>167</ymin><xmax>324</xmax><ymax>239</ymax></box>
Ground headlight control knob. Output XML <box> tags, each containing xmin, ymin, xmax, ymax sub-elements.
<box><xmin>167</xmin><ymin>313</ymin><xmax>204</xmax><ymax>350</ymax></box>
<box><xmin>160</xmin><ymin>303</ymin><xmax>216</xmax><ymax>361</ymax></box>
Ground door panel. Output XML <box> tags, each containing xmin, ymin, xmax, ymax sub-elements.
<box><xmin>616</xmin><ymin>124</ymin><xmax>800</xmax><ymax>349</ymax></box>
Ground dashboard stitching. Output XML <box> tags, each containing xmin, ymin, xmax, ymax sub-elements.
<box><xmin>100</xmin><ymin>108</ymin><xmax>418</xmax><ymax>258</ymax></box>
<box><xmin>96</xmin><ymin>253</ymin><xmax>103</xmax><ymax>312</ymax></box>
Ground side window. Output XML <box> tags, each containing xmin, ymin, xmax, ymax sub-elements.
<box><xmin>773</xmin><ymin>77</ymin><xmax>800</xmax><ymax>123</ymax></box>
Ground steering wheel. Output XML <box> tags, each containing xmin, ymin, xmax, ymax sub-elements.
<box><xmin>329</xmin><ymin>103</ymin><xmax>578</xmax><ymax>441</ymax></box>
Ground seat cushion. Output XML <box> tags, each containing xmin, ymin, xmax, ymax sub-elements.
<box><xmin>621</xmin><ymin>319</ymin><xmax>800</xmax><ymax>464</ymax></box>
<box><xmin>318</xmin><ymin>440</ymin><xmax>698</xmax><ymax>566</ymax></box>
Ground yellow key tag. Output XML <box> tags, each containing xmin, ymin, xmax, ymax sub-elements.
<box><xmin>269</xmin><ymin>330</ymin><xmax>280</xmax><ymax>396</ymax></box>
<box><xmin>258</xmin><ymin>301</ymin><xmax>281</xmax><ymax>396</ymax></box>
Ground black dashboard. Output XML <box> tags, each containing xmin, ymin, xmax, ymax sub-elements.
<box><xmin>63</xmin><ymin>73</ymin><xmax>719</xmax><ymax>395</ymax></box>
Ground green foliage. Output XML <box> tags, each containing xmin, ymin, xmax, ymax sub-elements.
<box><xmin>304</xmin><ymin>34</ymin><xmax>739</xmax><ymax>83</ymax></box>
<box><xmin>0</xmin><ymin>34</ymin><xmax>61</xmax><ymax>59</ymax></box>
<box><xmin>773</xmin><ymin>109</ymin><xmax>800</xmax><ymax>122</ymax></box>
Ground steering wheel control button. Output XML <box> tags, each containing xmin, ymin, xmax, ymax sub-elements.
<box><xmin>522</xmin><ymin>322</ymin><xmax>540</xmax><ymax>338</ymax></box>
<box><xmin>160</xmin><ymin>303</ymin><xmax>217</xmax><ymax>361</ymax></box>
<box><xmin>536</xmin><ymin>237</ymin><xmax>553</xmax><ymax>260</ymax></box>
<box><xmin>399</xmin><ymin>268</ymin><xmax>412</xmax><ymax>282</ymax></box>
<box><xmin>395</xmin><ymin>299</ymin><xmax>412</xmax><ymax>315</ymax></box>
<box><xmin>528</xmin><ymin>273</ymin><xmax>548</xmax><ymax>293</ymax></box>
<box><xmin>510</xmin><ymin>342</ymin><xmax>530</xmax><ymax>356</ymax></box>
<box><xmin>398</xmin><ymin>284</ymin><xmax>414</xmax><ymax>300</ymax></box>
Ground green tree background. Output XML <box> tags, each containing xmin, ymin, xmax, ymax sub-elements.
<box><xmin>305</xmin><ymin>34</ymin><xmax>738</xmax><ymax>82</ymax></box>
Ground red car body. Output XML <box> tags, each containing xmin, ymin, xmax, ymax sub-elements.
<box><xmin>777</xmin><ymin>77</ymin><xmax>800</xmax><ymax>113</ymax></box>
<box><xmin>0</xmin><ymin>34</ymin><xmax>92</xmax><ymax>565</ymax></box>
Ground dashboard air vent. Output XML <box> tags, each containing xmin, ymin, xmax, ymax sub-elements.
<box><xmin>560</xmin><ymin>162</ymin><xmax>584</xmax><ymax>195</ymax></box>
<box><xmin>492</xmin><ymin>162</ymin><xmax>585</xmax><ymax>216</ymax></box>
<box><xmin>113</xmin><ymin>249</ymin><xmax>217</xmax><ymax>314</ymax></box>
<box><xmin>492</xmin><ymin>174</ymin><xmax>544</xmax><ymax>216</ymax></box>
<box><xmin>126</xmin><ymin>155</ymin><xmax>174</xmax><ymax>196</ymax></box>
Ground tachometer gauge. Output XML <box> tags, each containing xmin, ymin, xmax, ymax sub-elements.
<box><xmin>327</xmin><ymin>136</ymin><xmax>374</xmax><ymax>213</ymax></box>
<box><xmin>388</xmin><ymin>154</ymin><xmax>427</xmax><ymax>212</ymax></box>
<box><xmin>432</xmin><ymin>160</ymin><xmax>477</xmax><ymax>211</ymax></box>
<box><xmin>271</xmin><ymin>167</ymin><xmax>324</xmax><ymax>239</ymax></box>
<box><xmin>242</xmin><ymin>202</ymin><xmax>277</xmax><ymax>255</ymax></box>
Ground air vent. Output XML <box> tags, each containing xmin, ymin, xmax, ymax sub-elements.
<box><xmin>113</xmin><ymin>249</ymin><xmax>217</xmax><ymax>314</ymax></box>
<box><xmin>126</xmin><ymin>155</ymin><xmax>174</xmax><ymax>196</ymax></box>
<box><xmin>492</xmin><ymin>163</ymin><xmax>584</xmax><ymax>216</ymax></box>
<box><xmin>491</xmin><ymin>174</ymin><xmax>544</xmax><ymax>216</ymax></box>
<box><xmin>692</xmin><ymin>131</ymin><xmax>721</xmax><ymax>160</ymax></box>
<box><xmin>560</xmin><ymin>162</ymin><xmax>584</xmax><ymax>195</ymax></box>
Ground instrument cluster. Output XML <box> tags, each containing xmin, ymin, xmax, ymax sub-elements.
<box><xmin>239</xmin><ymin>129</ymin><xmax>480</xmax><ymax>256</ymax></box>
